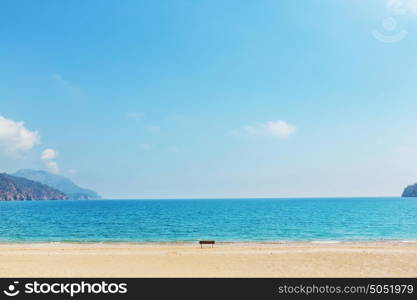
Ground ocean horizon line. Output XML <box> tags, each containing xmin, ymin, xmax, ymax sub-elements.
<box><xmin>60</xmin><ymin>196</ymin><xmax>412</xmax><ymax>201</ymax></box>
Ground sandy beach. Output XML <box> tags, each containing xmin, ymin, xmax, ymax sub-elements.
<box><xmin>0</xmin><ymin>242</ymin><xmax>417</xmax><ymax>277</ymax></box>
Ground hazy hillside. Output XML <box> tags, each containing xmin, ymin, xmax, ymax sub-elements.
<box><xmin>0</xmin><ymin>173</ymin><xmax>68</xmax><ymax>200</ymax></box>
<box><xmin>13</xmin><ymin>169</ymin><xmax>101</xmax><ymax>200</ymax></box>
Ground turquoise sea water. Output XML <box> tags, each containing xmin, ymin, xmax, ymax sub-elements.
<box><xmin>0</xmin><ymin>198</ymin><xmax>417</xmax><ymax>242</ymax></box>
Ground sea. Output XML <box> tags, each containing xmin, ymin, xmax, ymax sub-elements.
<box><xmin>0</xmin><ymin>197</ymin><xmax>417</xmax><ymax>243</ymax></box>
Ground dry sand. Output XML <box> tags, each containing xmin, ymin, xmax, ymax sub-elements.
<box><xmin>1</xmin><ymin>242</ymin><xmax>417</xmax><ymax>277</ymax></box>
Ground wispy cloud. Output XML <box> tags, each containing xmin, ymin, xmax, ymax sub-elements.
<box><xmin>387</xmin><ymin>0</ymin><xmax>417</xmax><ymax>14</ymax></box>
<box><xmin>242</xmin><ymin>120</ymin><xmax>296</xmax><ymax>138</ymax></box>
<box><xmin>0</xmin><ymin>116</ymin><xmax>40</xmax><ymax>156</ymax></box>
<box><xmin>41</xmin><ymin>148</ymin><xmax>58</xmax><ymax>160</ymax></box>
<box><xmin>51</xmin><ymin>73</ymin><xmax>82</xmax><ymax>96</ymax></box>
<box><xmin>41</xmin><ymin>148</ymin><xmax>60</xmax><ymax>173</ymax></box>
<box><xmin>44</xmin><ymin>161</ymin><xmax>60</xmax><ymax>174</ymax></box>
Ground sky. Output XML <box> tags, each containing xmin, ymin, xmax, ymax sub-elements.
<box><xmin>1</xmin><ymin>0</ymin><xmax>417</xmax><ymax>199</ymax></box>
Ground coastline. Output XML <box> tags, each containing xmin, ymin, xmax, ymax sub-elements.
<box><xmin>1</xmin><ymin>239</ymin><xmax>417</xmax><ymax>245</ymax></box>
<box><xmin>1</xmin><ymin>241</ymin><xmax>417</xmax><ymax>277</ymax></box>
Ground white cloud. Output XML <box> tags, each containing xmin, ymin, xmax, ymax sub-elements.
<box><xmin>41</xmin><ymin>148</ymin><xmax>58</xmax><ymax>160</ymax></box>
<box><xmin>0</xmin><ymin>116</ymin><xmax>66</xmax><ymax>174</ymax></box>
<box><xmin>0</xmin><ymin>116</ymin><xmax>40</xmax><ymax>155</ymax></box>
<box><xmin>243</xmin><ymin>120</ymin><xmax>296</xmax><ymax>138</ymax></box>
<box><xmin>41</xmin><ymin>148</ymin><xmax>60</xmax><ymax>173</ymax></box>
<box><xmin>387</xmin><ymin>0</ymin><xmax>417</xmax><ymax>14</ymax></box>
<box><xmin>45</xmin><ymin>161</ymin><xmax>60</xmax><ymax>174</ymax></box>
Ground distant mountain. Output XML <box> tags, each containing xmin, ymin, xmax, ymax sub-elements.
<box><xmin>402</xmin><ymin>183</ymin><xmax>417</xmax><ymax>197</ymax></box>
<box><xmin>0</xmin><ymin>173</ymin><xmax>68</xmax><ymax>200</ymax></box>
<box><xmin>13</xmin><ymin>169</ymin><xmax>101</xmax><ymax>200</ymax></box>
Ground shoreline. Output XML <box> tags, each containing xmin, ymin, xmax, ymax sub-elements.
<box><xmin>1</xmin><ymin>242</ymin><xmax>417</xmax><ymax>277</ymax></box>
<box><xmin>1</xmin><ymin>239</ymin><xmax>417</xmax><ymax>245</ymax></box>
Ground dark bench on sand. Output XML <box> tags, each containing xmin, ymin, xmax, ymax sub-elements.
<box><xmin>199</xmin><ymin>240</ymin><xmax>215</xmax><ymax>248</ymax></box>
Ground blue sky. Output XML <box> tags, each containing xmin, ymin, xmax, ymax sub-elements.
<box><xmin>1</xmin><ymin>0</ymin><xmax>417</xmax><ymax>198</ymax></box>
